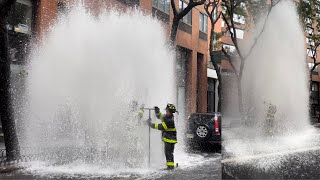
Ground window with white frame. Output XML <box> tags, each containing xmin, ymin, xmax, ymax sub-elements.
<box><xmin>306</xmin><ymin>26</ymin><xmax>314</xmax><ymax>36</ymax></box>
<box><xmin>233</xmin><ymin>28</ymin><xmax>244</xmax><ymax>39</ymax></box>
<box><xmin>226</xmin><ymin>28</ymin><xmax>244</xmax><ymax>39</ymax></box>
<box><xmin>179</xmin><ymin>0</ymin><xmax>192</xmax><ymax>25</ymax></box>
<box><xmin>305</xmin><ymin>17</ymin><xmax>312</xmax><ymax>25</ymax></box>
<box><xmin>221</xmin><ymin>19</ymin><xmax>225</xmax><ymax>27</ymax></box>
<box><xmin>153</xmin><ymin>0</ymin><xmax>170</xmax><ymax>14</ymax></box>
<box><xmin>223</xmin><ymin>44</ymin><xmax>236</xmax><ymax>53</ymax></box>
<box><xmin>306</xmin><ymin>37</ymin><xmax>315</xmax><ymax>46</ymax></box>
<box><xmin>233</xmin><ymin>14</ymin><xmax>245</xmax><ymax>24</ymax></box>
<box><xmin>199</xmin><ymin>13</ymin><xmax>208</xmax><ymax>33</ymax></box>
<box><xmin>240</xmin><ymin>2</ymin><xmax>246</xmax><ymax>10</ymax></box>
<box><xmin>309</xmin><ymin>62</ymin><xmax>318</xmax><ymax>72</ymax></box>
<box><xmin>307</xmin><ymin>48</ymin><xmax>316</xmax><ymax>57</ymax></box>
<box><xmin>309</xmin><ymin>62</ymin><xmax>314</xmax><ymax>69</ymax></box>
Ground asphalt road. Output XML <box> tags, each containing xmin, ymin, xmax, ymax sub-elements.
<box><xmin>222</xmin><ymin>123</ymin><xmax>320</xmax><ymax>179</ymax></box>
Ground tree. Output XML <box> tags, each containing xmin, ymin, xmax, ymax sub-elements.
<box><xmin>220</xmin><ymin>0</ymin><xmax>281</xmax><ymax>119</ymax></box>
<box><xmin>0</xmin><ymin>0</ymin><xmax>20</xmax><ymax>160</ymax></box>
<box><xmin>297</xmin><ymin>0</ymin><xmax>320</xmax><ymax>91</ymax></box>
<box><xmin>170</xmin><ymin>0</ymin><xmax>206</xmax><ymax>44</ymax></box>
<box><xmin>204</xmin><ymin>0</ymin><xmax>222</xmax><ymax>111</ymax></box>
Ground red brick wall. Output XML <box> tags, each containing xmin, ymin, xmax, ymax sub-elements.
<box><xmin>35</xmin><ymin>0</ymin><xmax>58</xmax><ymax>40</ymax></box>
<box><xmin>197</xmin><ymin>53</ymin><xmax>208</xmax><ymax>113</ymax></box>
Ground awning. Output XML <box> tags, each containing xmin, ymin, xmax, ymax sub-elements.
<box><xmin>207</xmin><ymin>68</ymin><xmax>217</xmax><ymax>79</ymax></box>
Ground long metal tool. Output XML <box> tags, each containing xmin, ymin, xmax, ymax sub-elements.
<box><xmin>144</xmin><ymin>108</ymin><xmax>154</xmax><ymax>168</ymax></box>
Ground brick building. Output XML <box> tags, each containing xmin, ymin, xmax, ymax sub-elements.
<box><xmin>6</xmin><ymin>0</ymin><xmax>218</xmax><ymax>120</ymax></box>
<box><xmin>210</xmin><ymin>1</ymin><xmax>320</xmax><ymax>118</ymax></box>
<box><xmin>304</xmin><ymin>2</ymin><xmax>320</xmax><ymax>117</ymax></box>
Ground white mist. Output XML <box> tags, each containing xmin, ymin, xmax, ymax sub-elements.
<box><xmin>21</xmin><ymin>6</ymin><xmax>176</xmax><ymax>171</ymax></box>
<box><xmin>224</xmin><ymin>0</ymin><xmax>316</xmax><ymax>165</ymax></box>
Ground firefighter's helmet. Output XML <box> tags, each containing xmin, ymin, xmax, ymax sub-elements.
<box><xmin>166</xmin><ymin>103</ymin><xmax>177</xmax><ymax>113</ymax></box>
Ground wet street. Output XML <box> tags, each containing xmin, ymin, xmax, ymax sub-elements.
<box><xmin>0</xmin><ymin>152</ymin><xmax>221</xmax><ymax>180</ymax></box>
<box><xmin>153</xmin><ymin>152</ymin><xmax>221</xmax><ymax>180</ymax></box>
<box><xmin>222</xmin><ymin>123</ymin><xmax>320</xmax><ymax>179</ymax></box>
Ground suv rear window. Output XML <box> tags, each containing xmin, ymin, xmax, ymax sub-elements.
<box><xmin>201</xmin><ymin>114</ymin><xmax>214</xmax><ymax>122</ymax></box>
<box><xmin>189</xmin><ymin>114</ymin><xmax>214</xmax><ymax>123</ymax></box>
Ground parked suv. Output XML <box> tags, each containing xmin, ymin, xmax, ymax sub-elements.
<box><xmin>185</xmin><ymin>113</ymin><xmax>221</xmax><ymax>148</ymax></box>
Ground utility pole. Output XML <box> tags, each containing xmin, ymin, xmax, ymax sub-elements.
<box><xmin>0</xmin><ymin>0</ymin><xmax>20</xmax><ymax>161</ymax></box>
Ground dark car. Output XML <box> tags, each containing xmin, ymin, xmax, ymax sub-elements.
<box><xmin>185</xmin><ymin>113</ymin><xmax>221</xmax><ymax>148</ymax></box>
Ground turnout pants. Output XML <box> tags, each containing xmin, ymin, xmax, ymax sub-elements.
<box><xmin>164</xmin><ymin>142</ymin><xmax>175</xmax><ymax>168</ymax></box>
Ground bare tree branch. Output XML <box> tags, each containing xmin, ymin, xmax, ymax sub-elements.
<box><xmin>271</xmin><ymin>0</ymin><xmax>282</xmax><ymax>7</ymax></box>
<box><xmin>170</xmin><ymin>0</ymin><xmax>205</xmax><ymax>43</ymax></box>
<box><xmin>214</xmin><ymin>11</ymin><xmax>222</xmax><ymax>25</ymax></box>
<box><xmin>205</xmin><ymin>0</ymin><xmax>222</xmax><ymax>111</ymax></box>
<box><xmin>171</xmin><ymin>0</ymin><xmax>178</xmax><ymax>16</ymax></box>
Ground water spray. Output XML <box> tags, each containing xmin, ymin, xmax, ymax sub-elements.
<box><xmin>143</xmin><ymin>107</ymin><xmax>155</xmax><ymax>168</ymax></box>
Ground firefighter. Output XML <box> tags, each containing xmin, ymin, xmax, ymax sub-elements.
<box><xmin>148</xmin><ymin>103</ymin><xmax>177</xmax><ymax>170</ymax></box>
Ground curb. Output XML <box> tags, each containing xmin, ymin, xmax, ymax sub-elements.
<box><xmin>0</xmin><ymin>165</ymin><xmax>23</xmax><ymax>174</ymax></box>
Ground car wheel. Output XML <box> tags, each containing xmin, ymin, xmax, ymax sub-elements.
<box><xmin>194</xmin><ymin>124</ymin><xmax>211</xmax><ymax>140</ymax></box>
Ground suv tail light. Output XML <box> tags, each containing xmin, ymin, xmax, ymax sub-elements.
<box><xmin>214</xmin><ymin>114</ymin><xmax>220</xmax><ymax>135</ymax></box>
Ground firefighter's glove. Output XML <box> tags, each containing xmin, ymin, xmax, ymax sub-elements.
<box><xmin>154</xmin><ymin>106</ymin><xmax>160</xmax><ymax>114</ymax></box>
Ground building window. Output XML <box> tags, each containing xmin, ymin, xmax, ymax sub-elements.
<box><xmin>240</xmin><ymin>2</ymin><xmax>246</xmax><ymax>10</ymax></box>
<box><xmin>233</xmin><ymin>14</ymin><xmax>245</xmax><ymax>25</ymax></box>
<box><xmin>235</xmin><ymin>29</ymin><xmax>244</xmax><ymax>39</ymax></box>
<box><xmin>199</xmin><ymin>13</ymin><xmax>208</xmax><ymax>33</ymax></box>
<box><xmin>226</xmin><ymin>28</ymin><xmax>244</xmax><ymax>39</ymax></box>
<box><xmin>223</xmin><ymin>44</ymin><xmax>236</xmax><ymax>53</ymax></box>
<box><xmin>309</xmin><ymin>62</ymin><xmax>318</xmax><ymax>72</ymax></box>
<box><xmin>179</xmin><ymin>0</ymin><xmax>192</xmax><ymax>25</ymax></box>
<box><xmin>310</xmin><ymin>82</ymin><xmax>319</xmax><ymax>116</ymax></box>
<box><xmin>306</xmin><ymin>37</ymin><xmax>315</xmax><ymax>46</ymax></box>
<box><xmin>305</xmin><ymin>17</ymin><xmax>312</xmax><ymax>25</ymax></box>
<box><xmin>307</xmin><ymin>48</ymin><xmax>316</xmax><ymax>57</ymax></box>
<box><xmin>306</xmin><ymin>26</ymin><xmax>313</xmax><ymax>36</ymax></box>
<box><xmin>118</xmin><ymin>0</ymin><xmax>140</xmax><ymax>5</ymax></box>
<box><xmin>207</xmin><ymin>78</ymin><xmax>216</xmax><ymax>113</ymax></box>
<box><xmin>153</xmin><ymin>0</ymin><xmax>170</xmax><ymax>14</ymax></box>
<box><xmin>312</xmin><ymin>82</ymin><xmax>319</xmax><ymax>92</ymax></box>
<box><xmin>7</xmin><ymin>0</ymin><xmax>33</xmax><ymax>35</ymax></box>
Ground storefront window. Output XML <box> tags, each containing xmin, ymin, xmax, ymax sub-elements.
<box><xmin>7</xmin><ymin>0</ymin><xmax>33</xmax><ymax>35</ymax></box>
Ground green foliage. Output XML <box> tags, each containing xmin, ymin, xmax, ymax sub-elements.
<box><xmin>297</xmin><ymin>0</ymin><xmax>320</xmax><ymax>77</ymax></box>
<box><xmin>244</xmin><ymin>0</ymin><xmax>268</xmax><ymax>24</ymax></box>
<box><xmin>213</xmin><ymin>32</ymin><xmax>223</xmax><ymax>50</ymax></box>
<box><xmin>221</xmin><ymin>0</ymin><xmax>268</xmax><ymax>26</ymax></box>
<box><xmin>297</xmin><ymin>0</ymin><xmax>320</xmax><ymax>47</ymax></box>
<box><xmin>297</xmin><ymin>0</ymin><xmax>313</xmax><ymax>29</ymax></box>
